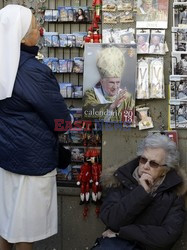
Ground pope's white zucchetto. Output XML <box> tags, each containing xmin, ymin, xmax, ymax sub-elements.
<box><xmin>0</xmin><ymin>5</ymin><xmax>32</xmax><ymax>100</ymax></box>
<box><xmin>96</xmin><ymin>46</ymin><xmax>125</xmax><ymax>79</ymax></box>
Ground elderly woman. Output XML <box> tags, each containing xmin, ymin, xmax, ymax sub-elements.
<box><xmin>0</xmin><ymin>5</ymin><xmax>71</xmax><ymax>250</ymax></box>
<box><xmin>92</xmin><ymin>134</ymin><xmax>186</xmax><ymax>250</ymax></box>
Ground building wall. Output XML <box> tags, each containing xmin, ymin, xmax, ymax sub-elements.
<box><xmin>0</xmin><ymin>0</ymin><xmax>187</xmax><ymax>249</ymax></box>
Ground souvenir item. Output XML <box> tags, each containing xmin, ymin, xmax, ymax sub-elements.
<box><xmin>73</xmin><ymin>7</ymin><xmax>90</xmax><ymax>22</ymax></box>
<box><xmin>73</xmin><ymin>57</ymin><xmax>84</xmax><ymax>73</ymax></box>
<box><xmin>137</xmin><ymin>58</ymin><xmax>149</xmax><ymax>99</ymax></box>
<box><xmin>170</xmin><ymin>103</ymin><xmax>187</xmax><ymax>128</ymax></box>
<box><xmin>57</xmin><ymin>166</ymin><xmax>72</xmax><ymax>181</ymax></box>
<box><xmin>136</xmin><ymin>0</ymin><xmax>169</xmax><ymax>28</ymax></box>
<box><xmin>136</xmin><ymin>107</ymin><xmax>154</xmax><ymax>130</ymax></box>
<box><xmin>119</xmin><ymin>28</ymin><xmax>135</xmax><ymax>44</ymax></box>
<box><xmin>67</xmin><ymin>59</ymin><xmax>73</xmax><ymax>72</ymax></box>
<box><xmin>102</xmin><ymin>28</ymin><xmax>121</xmax><ymax>43</ymax></box>
<box><xmin>136</xmin><ymin>29</ymin><xmax>150</xmax><ymax>54</ymax></box>
<box><xmin>172</xmin><ymin>27</ymin><xmax>187</xmax><ymax>52</ymax></box>
<box><xmin>59</xmin><ymin>59</ymin><xmax>68</xmax><ymax>73</ymax></box>
<box><xmin>59</xmin><ymin>34</ymin><xmax>68</xmax><ymax>47</ymax></box>
<box><xmin>76</xmin><ymin>157</ymin><xmax>92</xmax><ymax>204</ymax></box>
<box><xmin>103</xmin><ymin>12</ymin><xmax>118</xmax><ymax>23</ymax></box>
<box><xmin>69</xmin><ymin>107</ymin><xmax>82</xmax><ymax>121</ymax></box>
<box><xmin>83</xmin><ymin>44</ymin><xmax>136</xmax><ymax>125</ymax></box>
<box><xmin>102</xmin><ymin>0</ymin><xmax>117</xmax><ymax>11</ymax></box>
<box><xmin>43</xmin><ymin>32</ymin><xmax>59</xmax><ymax>47</ymax></box>
<box><xmin>59</xmin><ymin>83</ymin><xmax>73</xmax><ymax>98</ymax></box>
<box><xmin>172</xmin><ymin>53</ymin><xmax>187</xmax><ymax>76</ymax></box>
<box><xmin>173</xmin><ymin>3</ymin><xmax>187</xmax><ymax>28</ymax></box>
<box><xmin>170</xmin><ymin>75</ymin><xmax>187</xmax><ymax>101</ymax></box>
<box><xmin>72</xmin><ymin>86</ymin><xmax>83</xmax><ymax>98</ymax></box>
<box><xmin>73</xmin><ymin>32</ymin><xmax>87</xmax><ymax>47</ymax></box>
<box><xmin>44</xmin><ymin>10</ymin><xmax>58</xmax><ymax>22</ymax></box>
<box><xmin>150</xmin><ymin>58</ymin><xmax>164</xmax><ymax>98</ymax></box>
<box><xmin>43</xmin><ymin>57</ymin><xmax>59</xmax><ymax>72</ymax></box>
<box><xmin>92</xmin><ymin>0</ymin><xmax>102</xmax><ymax>21</ymax></box>
<box><xmin>67</xmin><ymin>34</ymin><xmax>76</xmax><ymax>47</ymax></box>
<box><xmin>58</xmin><ymin>6</ymin><xmax>69</xmax><ymax>21</ymax></box>
<box><xmin>71</xmin><ymin>147</ymin><xmax>84</xmax><ymax>163</ymax></box>
<box><xmin>117</xmin><ymin>0</ymin><xmax>133</xmax><ymax>11</ymax></box>
<box><xmin>149</xmin><ymin>30</ymin><xmax>165</xmax><ymax>54</ymax></box>
<box><xmin>119</xmin><ymin>11</ymin><xmax>134</xmax><ymax>23</ymax></box>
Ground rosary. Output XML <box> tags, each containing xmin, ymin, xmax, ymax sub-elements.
<box><xmin>137</xmin><ymin>60</ymin><xmax>149</xmax><ymax>99</ymax></box>
<box><xmin>150</xmin><ymin>59</ymin><xmax>164</xmax><ymax>98</ymax></box>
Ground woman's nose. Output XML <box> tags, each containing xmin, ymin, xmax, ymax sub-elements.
<box><xmin>143</xmin><ymin>161</ymin><xmax>151</xmax><ymax>169</ymax></box>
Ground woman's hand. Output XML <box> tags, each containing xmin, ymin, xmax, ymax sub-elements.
<box><xmin>102</xmin><ymin>229</ymin><xmax>118</xmax><ymax>238</ymax></box>
<box><xmin>139</xmin><ymin>173</ymin><xmax>154</xmax><ymax>193</ymax></box>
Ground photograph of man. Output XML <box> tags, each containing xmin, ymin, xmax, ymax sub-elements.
<box><xmin>137</xmin><ymin>34</ymin><xmax>149</xmax><ymax>53</ymax></box>
<box><xmin>83</xmin><ymin>45</ymin><xmax>136</xmax><ymax>123</ymax></box>
<box><xmin>178</xmin><ymin>54</ymin><xmax>187</xmax><ymax>75</ymax></box>
<box><xmin>137</xmin><ymin>0</ymin><xmax>169</xmax><ymax>29</ymax></box>
<box><xmin>149</xmin><ymin>34</ymin><xmax>165</xmax><ymax>54</ymax></box>
<box><xmin>173</xmin><ymin>28</ymin><xmax>187</xmax><ymax>52</ymax></box>
<box><xmin>180</xmin><ymin>6</ymin><xmax>187</xmax><ymax>25</ymax></box>
<box><xmin>178</xmin><ymin>80</ymin><xmax>187</xmax><ymax>99</ymax></box>
<box><xmin>137</xmin><ymin>0</ymin><xmax>155</xmax><ymax>15</ymax></box>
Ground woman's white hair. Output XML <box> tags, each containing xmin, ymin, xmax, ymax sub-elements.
<box><xmin>137</xmin><ymin>133</ymin><xmax>179</xmax><ymax>168</ymax></box>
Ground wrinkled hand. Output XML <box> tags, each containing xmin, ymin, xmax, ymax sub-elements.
<box><xmin>102</xmin><ymin>229</ymin><xmax>118</xmax><ymax>238</ymax></box>
<box><xmin>110</xmin><ymin>89</ymin><xmax>127</xmax><ymax>110</ymax></box>
<box><xmin>139</xmin><ymin>173</ymin><xmax>154</xmax><ymax>193</ymax></box>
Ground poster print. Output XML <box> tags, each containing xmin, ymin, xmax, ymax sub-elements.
<box><xmin>136</xmin><ymin>0</ymin><xmax>169</xmax><ymax>29</ymax></box>
<box><xmin>83</xmin><ymin>44</ymin><xmax>136</xmax><ymax>125</ymax></box>
<box><xmin>172</xmin><ymin>53</ymin><xmax>187</xmax><ymax>76</ymax></box>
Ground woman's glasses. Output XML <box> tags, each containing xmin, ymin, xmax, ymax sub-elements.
<box><xmin>139</xmin><ymin>156</ymin><xmax>167</xmax><ymax>168</ymax></box>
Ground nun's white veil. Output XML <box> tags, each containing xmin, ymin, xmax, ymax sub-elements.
<box><xmin>0</xmin><ymin>4</ymin><xmax>32</xmax><ymax>100</ymax></box>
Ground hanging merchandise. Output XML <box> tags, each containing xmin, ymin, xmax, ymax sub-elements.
<box><xmin>170</xmin><ymin>75</ymin><xmax>187</xmax><ymax>101</ymax></box>
<box><xmin>119</xmin><ymin>28</ymin><xmax>135</xmax><ymax>44</ymax></box>
<box><xmin>84</xmin><ymin>0</ymin><xmax>102</xmax><ymax>44</ymax></box>
<box><xmin>173</xmin><ymin>3</ymin><xmax>187</xmax><ymax>28</ymax></box>
<box><xmin>172</xmin><ymin>53</ymin><xmax>187</xmax><ymax>76</ymax></box>
<box><xmin>136</xmin><ymin>29</ymin><xmax>150</xmax><ymax>54</ymax></box>
<box><xmin>170</xmin><ymin>103</ymin><xmax>187</xmax><ymax>129</ymax></box>
<box><xmin>172</xmin><ymin>27</ymin><xmax>187</xmax><ymax>52</ymax></box>
<box><xmin>136</xmin><ymin>106</ymin><xmax>154</xmax><ymax>130</ymax></box>
<box><xmin>77</xmin><ymin>153</ymin><xmax>92</xmax><ymax>205</ymax></box>
<box><xmin>149</xmin><ymin>57</ymin><xmax>164</xmax><ymax>99</ymax></box>
<box><xmin>149</xmin><ymin>30</ymin><xmax>165</xmax><ymax>54</ymax></box>
<box><xmin>92</xmin><ymin>0</ymin><xmax>102</xmax><ymax>22</ymax></box>
<box><xmin>102</xmin><ymin>28</ymin><xmax>135</xmax><ymax>44</ymax></box>
<box><xmin>83</xmin><ymin>44</ymin><xmax>137</xmax><ymax>125</ymax></box>
<box><xmin>102</xmin><ymin>0</ymin><xmax>117</xmax><ymax>12</ymax></box>
<box><xmin>137</xmin><ymin>57</ymin><xmax>165</xmax><ymax>99</ymax></box>
<box><xmin>137</xmin><ymin>58</ymin><xmax>149</xmax><ymax>99</ymax></box>
<box><xmin>136</xmin><ymin>0</ymin><xmax>169</xmax><ymax>29</ymax></box>
<box><xmin>76</xmin><ymin>148</ymin><xmax>102</xmax><ymax>217</ymax></box>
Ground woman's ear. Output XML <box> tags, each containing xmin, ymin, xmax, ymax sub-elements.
<box><xmin>21</xmin><ymin>39</ymin><xmax>25</xmax><ymax>44</ymax></box>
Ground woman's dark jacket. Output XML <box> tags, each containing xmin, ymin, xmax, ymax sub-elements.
<box><xmin>0</xmin><ymin>45</ymin><xmax>71</xmax><ymax>176</ymax></box>
<box><xmin>100</xmin><ymin>158</ymin><xmax>186</xmax><ymax>250</ymax></box>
